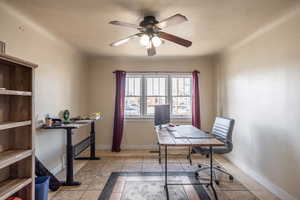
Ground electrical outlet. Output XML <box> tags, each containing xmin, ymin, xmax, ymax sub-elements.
<box><xmin>62</xmin><ymin>153</ymin><xmax>66</xmax><ymax>168</ymax></box>
<box><xmin>0</xmin><ymin>41</ymin><xmax>5</xmax><ymax>54</ymax></box>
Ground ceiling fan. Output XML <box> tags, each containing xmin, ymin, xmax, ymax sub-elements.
<box><xmin>109</xmin><ymin>14</ymin><xmax>192</xmax><ymax>56</ymax></box>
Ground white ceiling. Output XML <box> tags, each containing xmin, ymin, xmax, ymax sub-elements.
<box><xmin>3</xmin><ymin>0</ymin><xmax>299</xmax><ymax>57</ymax></box>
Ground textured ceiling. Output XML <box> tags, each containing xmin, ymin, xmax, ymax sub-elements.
<box><xmin>3</xmin><ymin>0</ymin><xmax>299</xmax><ymax>57</ymax></box>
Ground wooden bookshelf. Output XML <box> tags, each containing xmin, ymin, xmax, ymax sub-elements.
<box><xmin>0</xmin><ymin>53</ymin><xmax>37</xmax><ymax>200</ymax></box>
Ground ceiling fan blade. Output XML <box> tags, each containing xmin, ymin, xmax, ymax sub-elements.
<box><xmin>147</xmin><ymin>42</ymin><xmax>156</xmax><ymax>56</ymax></box>
<box><xmin>110</xmin><ymin>34</ymin><xmax>141</xmax><ymax>46</ymax></box>
<box><xmin>158</xmin><ymin>31</ymin><xmax>192</xmax><ymax>47</ymax></box>
<box><xmin>156</xmin><ymin>14</ymin><xmax>188</xmax><ymax>29</ymax></box>
<box><xmin>109</xmin><ymin>21</ymin><xmax>140</xmax><ymax>29</ymax></box>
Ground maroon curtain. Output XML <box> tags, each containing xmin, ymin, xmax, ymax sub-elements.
<box><xmin>192</xmin><ymin>71</ymin><xmax>201</xmax><ymax>129</ymax></box>
<box><xmin>112</xmin><ymin>70</ymin><xmax>126</xmax><ymax>152</ymax></box>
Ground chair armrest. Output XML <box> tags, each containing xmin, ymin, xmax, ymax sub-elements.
<box><xmin>214</xmin><ymin>136</ymin><xmax>233</xmax><ymax>145</ymax></box>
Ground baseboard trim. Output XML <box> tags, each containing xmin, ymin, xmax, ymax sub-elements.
<box><xmin>227</xmin><ymin>157</ymin><xmax>297</xmax><ymax>200</ymax></box>
<box><xmin>50</xmin><ymin>162</ymin><xmax>64</xmax><ymax>175</ymax></box>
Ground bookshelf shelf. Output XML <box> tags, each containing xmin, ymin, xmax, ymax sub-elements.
<box><xmin>0</xmin><ymin>90</ymin><xmax>32</xmax><ymax>96</ymax></box>
<box><xmin>0</xmin><ymin>178</ymin><xmax>32</xmax><ymax>200</ymax></box>
<box><xmin>0</xmin><ymin>150</ymin><xmax>32</xmax><ymax>170</ymax></box>
<box><xmin>0</xmin><ymin>121</ymin><xmax>31</xmax><ymax>131</ymax></box>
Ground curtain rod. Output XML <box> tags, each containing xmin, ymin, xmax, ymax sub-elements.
<box><xmin>113</xmin><ymin>70</ymin><xmax>199</xmax><ymax>73</ymax></box>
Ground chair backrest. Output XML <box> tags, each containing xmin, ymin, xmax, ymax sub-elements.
<box><xmin>212</xmin><ymin>117</ymin><xmax>235</xmax><ymax>149</ymax></box>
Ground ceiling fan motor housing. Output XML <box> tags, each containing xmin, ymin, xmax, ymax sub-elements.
<box><xmin>139</xmin><ymin>16</ymin><xmax>159</xmax><ymax>28</ymax></box>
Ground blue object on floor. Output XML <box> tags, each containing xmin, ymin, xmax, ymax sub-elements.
<box><xmin>35</xmin><ymin>176</ymin><xmax>50</xmax><ymax>200</ymax></box>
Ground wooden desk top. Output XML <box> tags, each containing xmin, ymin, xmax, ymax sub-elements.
<box><xmin>155</xmin><ymin>125</ymin><xmax>224</xmax><ymax>147</ymax></box>
<box><xmin>42</xmin><ymin>119</ymin><xmax>99</xmax><ymax>130</ymax></box>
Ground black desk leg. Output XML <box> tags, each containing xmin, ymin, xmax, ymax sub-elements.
<box><xmin>158</xmin><ymin>143</ymin><xmax>161</xmax><ymax>164</ymax></box>
<box><xmin>188</xmin><ymin>146</ymin><xmax>192</xmax><ymax>165</ymax></box>
<box><xmin>61</xmin><ymin>128</ymin><xmax>81</xmax><ymax>186</ymax></box>
<box><xmin>89</xmin><ymin>122</ymin><xmax>100</xmax><ymax>160</ymax></box>
<box><xmin>75</xmin><ymin>122</ymin><xmax>100</xmax><ymax>160</ymax></box>
<box><xmin>210</xmin><ymin>146</ymin><xmax>218</xmax><ymax>200</ymax></box>
<box><xmin>90</xmin><ymin>122</ymin><xmax>96</xmax><ymax>158</ymax></box>
<box><xmin>164</xmin><ymin>146</ymin><xmax>169</xmax><ymax>200</ymax></box>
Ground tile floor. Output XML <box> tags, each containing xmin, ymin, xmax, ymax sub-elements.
<box><xmin>49</xmin><ymin>150</ymin><xmax>280</xmax><ymax>200</ymax></box>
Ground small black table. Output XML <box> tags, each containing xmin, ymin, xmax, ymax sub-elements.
<box><xmin>42</xmin><ymin>120</ymin><xmax>100</xmax><ymax>186</ymax></box>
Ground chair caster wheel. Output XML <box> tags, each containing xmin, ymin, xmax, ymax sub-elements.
<box><xmin>198</xmin><ymin>164</ymin><xmax>202</xmax><ymax>168</ymax></box>
<box><xmin>229</xmin><ymin>175</ymin><xmax>234</xmax><ymax>181</ymax></box>
<box><xmin>205</xmin><ymin>184</ymin><xmax>209</xmax><ymax>187</ymax></box>
<box><xmin>215</xmin><ymin>180</ymin><xmax>220</xmax><ymax>185</ymax></box>
<box><xmin>216</xmin><ymin>166</ymin><xmax>221</xmax><ymax>169</ymax></box>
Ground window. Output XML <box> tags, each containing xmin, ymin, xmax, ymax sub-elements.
<box><xmin>171</xmin><ymin>76</ymin><xmax>192</xmax><ymax>116</ymax></box>
<box><xmin>125</xmin><ymin>75</ymin><xmax>141</xmax><ymax>116</ymax></box>
<box><xmin>125</xmin><ymin>73</ymin><xmax>192</xmax><ymax>119</ymax></box>
<box><xmin>146</xmin><ymin>75</ymin><xmax>167</xmax><ymax>115</ymax></box>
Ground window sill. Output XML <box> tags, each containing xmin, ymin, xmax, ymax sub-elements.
<box><xmin>125</xmin><ymin>117</ymin><xmax>192</xmax><ymax>123</ymax></box>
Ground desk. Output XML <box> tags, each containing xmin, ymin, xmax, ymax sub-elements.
<box><xmin>42</xmin><ymin>120</ymin><xmax>100</xmax><ymax>186</ymax></box>
<box><xmin>155</xmin><ymin>125</ymin><xmax>224</xmax><ymax>200</ymax></box>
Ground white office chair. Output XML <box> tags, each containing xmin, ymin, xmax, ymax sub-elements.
<box><xmin>193</xmin><ymin>117</ymin><xmax>235</xmax><ymax>185</ymax></box>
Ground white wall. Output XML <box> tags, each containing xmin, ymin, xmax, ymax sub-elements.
<box><xmin>0</xmin><ymin>3</ymin><xmax>88</xmax><ymax>173</ymax></box>
<box><xmin>217</xmin><ymin>6</ymin><xmax>300</xmax><ymax>200</ymax></box>
<box><xmin>87</xmin><ymin>56</ymin><xmax>216</xmax><ymax>149</ymax></box>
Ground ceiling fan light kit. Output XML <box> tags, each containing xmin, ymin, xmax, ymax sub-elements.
<box><xmin>151</xmin><ymin>36</ymin><xmax>162</xmax><ymax>47</ymax></box>
<box><xmin>139</xmin><ymin>34</ymin><xmax>161</xmax><ymax>47</ymax></box>
<box><xmin>140</xmin><ymin>34</ymin><xmax>150</xmax><ymax>46</ymax></box>
<box><xmin>109</xmin><ymin>13</ymin><xmax>192</xmax><ymax>56</ymax></box>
